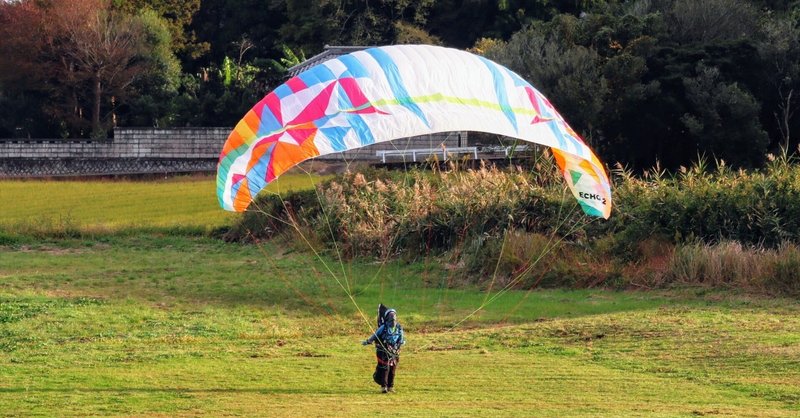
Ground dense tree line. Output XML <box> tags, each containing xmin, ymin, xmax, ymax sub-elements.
<box><xmin>1</xmin><ymin>0</ymin><xmax>799</xmax><ymax>170</ymax></box>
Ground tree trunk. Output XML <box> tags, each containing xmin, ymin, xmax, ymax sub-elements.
<box><xmin>782</xmin><ymin>89</ymin><xmax>793</xmax><ymax>150</ymax></box>
<box><xmin>92</xmin><ymin>73</ymin><xmax>102</xmax><ymax>137</ymax></box>
<box><xmin>776</xmin><ymin>87</ymin><xmax>795</xmax><ymax>151</ymax></box>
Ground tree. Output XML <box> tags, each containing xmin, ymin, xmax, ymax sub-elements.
<box><xmin>0</xmin><ymin>1</ymin><xmax>41</xmax><ymax>88</ymax></box>
<box><xmin>274</xmin><ymin>0</ymin><xmax>437</xmax><ymax>52</ymax></box>
<box><xmin>566</xmin><ymin>10</ymin><xmax>666</xmax><ymax>167</ymax></box>
<box><xmin>681</xmin><ymin>65</ymin><xmax>769</xmax><ymax>167</ymax></box>
<box><xmin>647</xmin><ymin>0</ymin><xmax>762</xmax><ymax>44</ymax></box>
<box><xmin>0</xmin><ymin>0</ymin><xmax>178</xmax><ymax>137</ymax></box>
<box><xmin>189</xmin><ymin>0</ymin><xmax>287</xmax><ymax>73</ymax></box>
<box><xmin>115</xmin><ymin>8</ymin><xmax>182</xmax><ymax>128</ymax></box>
<box><xmin>481</xmin><ymin>23</ymin><xmax>609</xmax><ymax>144</ymax></box>
<box><xmin>426</xmin><ymin>0</ymin><xmax>498</xmax><ymax>47</ymax></box>
<box><xmin>112</xmin><ymin>0</ymin><xmax>207</xmax><ymax>60</ymax></box>
<box><xmin>169</xmin><ymin>55</ymin><xmax>269</xmax><ymax>128</ymax></box>
<box><xmin>394</xmin><ymin>21</ymin><xmax>442</xmax><ymax>45</ymax></box>
<box><xmin>758</xmin><ymin>12</ymin><xmax>800</xmax><ymax>150</ymax></box>
<box><xmin>0</xmin><ymin>1</ymin><xmax>53</xmax><ymax>137</ymax></box>
<box><xmin>56</xmin><ymin>1</ymin><xmax>151</xmax><ymax>135</ymax></box>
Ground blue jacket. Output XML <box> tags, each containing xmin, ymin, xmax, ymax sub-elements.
<box><xmin>366</xmin><ymin>323</ymin><xmax>405</xmax><ymax>352</ymax></box>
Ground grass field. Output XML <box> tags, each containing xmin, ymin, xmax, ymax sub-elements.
<box><xmin>0</xmin><ymin>174</ymin><xmax>327</xmax><ymax>234</ymax></box>
<box><xmin>1</xmin><ymin>235</ymin><xmax>799</xmax><ymax>417</ymax></box>
<box><xmin>1</xmin><ymin>177</ymin><xmax>799</xmax><ymax>416</ymax></box>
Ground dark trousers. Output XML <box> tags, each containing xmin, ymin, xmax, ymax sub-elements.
<box><xmin>373</xmin><ymin>350</ymin><xmax>398</xmax><ymax>387</ymax></box>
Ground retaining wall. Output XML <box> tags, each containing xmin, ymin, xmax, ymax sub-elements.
<box><xmin>0</xmin><ymin>128</ymin><xmax>468</xmax><ymax>177</ymax></box>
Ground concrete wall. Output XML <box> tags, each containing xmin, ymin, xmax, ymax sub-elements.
<box><xmin>0</xmin><ymin>128</ymin><xmax>468</xmax><ymax>177</ymax></box>
<box><xmin>0</xmin><ymin>128</ymin><xmax>227</xmax><ymax>160</ymax></box>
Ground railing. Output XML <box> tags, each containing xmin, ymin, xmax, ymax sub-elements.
<box><xmin>376</xmin><ymin>147</ymin><xmax>478</xmax><ymax>163</ymax></box>
<box><xmin>376</xmin><ymin>145</ymin><xmax>530</xmax><ymax>163</ymax></box>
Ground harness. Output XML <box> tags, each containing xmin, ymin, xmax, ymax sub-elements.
<box><xmin>376</xmin><ymin>353</ymin><xmax>397</xmax><ymax>366</ymax></box>
<box><xmin>375</xmin><ymin>323</ymin><xmax>402</xmax><ymax>365</ymax></box>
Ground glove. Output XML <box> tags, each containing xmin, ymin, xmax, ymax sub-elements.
<box><xmin>362</xmin><ymin>340</ymin><xmax>370</xmax><ymax>346</ymax></box>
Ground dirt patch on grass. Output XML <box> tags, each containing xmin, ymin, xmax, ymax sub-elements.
<box><xmin>17</xmin><ymin>245</ymin><xmax>87</xmax><ymax>255</ymax></box>
<box><xmin>746</xmin><ymin>343</ymin><xmax>800</xmax><ymax>357</ymax></box>
<box><xmin>296</xmin><ymin>351</ymin><xmax>330</xmax><ymax>357</ymax></box>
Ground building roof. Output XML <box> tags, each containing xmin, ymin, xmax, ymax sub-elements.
<box><xmin>286</xmin><ymin>45</ymin><xmax>372</xmax><ymax>77</ymax></box>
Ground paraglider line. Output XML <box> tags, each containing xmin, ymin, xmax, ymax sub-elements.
<box><xmin>246</xmin><ymin>229</ymin><xmax>338</xmax><ymax>318</ymax></box>
<box><xmin>295</xmin><ymin>164</ymin><xmax>353</xmax><ymax>294</ymax></box>
<box><xmin>412</xmin><ymin>183</ymin><xmax>592</xmax><ymax>353</ymax></box>
<box><xmin>242</xmin><ymin>196</ymin><xmax>370</xmax><ymax>328</ymax></box>
<box><xmin>256</xmin><ymin>170</ymin><xmax>397</xmax><ymax>357</ymax></box>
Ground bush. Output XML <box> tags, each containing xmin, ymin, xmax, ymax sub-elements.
<box><xmin>771</xmin><ymin>243</ymin><xmax>800</xmax><ymax>296</ymax></box>
<box><xmin>226</xmin><ymin>154</ymin><xmax>800</xmax><ymax>296</ymax></box>
<box><xmin>0</xmin><ymin>231</ymin><xmax>24</xmax><ymax>246</ymax></box>
<box><xmin>461</xmin><ymin>231</ymin><xmax>556</xmax><ymax>286</ymax></box>
<box><xmin>315</xmin><ymin>165</ymin><xmax>579</xmax><ymax>258</ymax></box>
<box><xmin>224</xmin><ymin>188</ymin><xmax>323</xmax><ymax>242</ymax></box>
<box><xmin>664</xmin><ymin>241</ymin><xmax>770</xmax><ymax>287</ymax></box>
<box><xmin>609</xmin><ymin>157</ymin><xmax>800</xmax><ymax>247</ymax></box>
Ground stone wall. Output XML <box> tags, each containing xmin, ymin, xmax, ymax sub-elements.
<box><xmin>0</xmin><ymin>128</ymin><xmax>227</xmax><ymax>160</ymax></box>
<box><xmin>0</xmin><ymin>128</ymin><xmax>468</xmax><ymax>177</ymax></box>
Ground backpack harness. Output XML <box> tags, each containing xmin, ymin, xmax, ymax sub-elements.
<box><xmin>375</xmin><ymin>324</ymin><xmax>402</xmax><ymax>365</ymax></box>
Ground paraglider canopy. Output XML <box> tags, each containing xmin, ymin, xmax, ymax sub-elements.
<box><xmin>216</xmin><ymin>44</ymin><xmax>612</xmax><ymax>218</ymax></box>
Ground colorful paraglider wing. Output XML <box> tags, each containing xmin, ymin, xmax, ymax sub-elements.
<box><xmin>217</xmin><ymin>44</ymin><xmax>612</xmax><ymax>218</ymax></box>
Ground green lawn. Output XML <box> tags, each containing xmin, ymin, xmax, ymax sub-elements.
<box><xmin>0</xmin><ymin>174</ymin><xmax>326</xmax><ymax>234</ymax></box>
<box><xmin>1</xmin><ymin>236</ymin><xmax>798</xmax><ymax>416</ymax></box>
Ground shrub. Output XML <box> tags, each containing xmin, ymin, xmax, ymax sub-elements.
<box><xmin>609</xmin><ymin>157</ymin><xmax>800</xmax><ymax>247</ymax></box>
<box><xmin>312</xmin><ymin>165</ymin><xmax>577</xmax><ymax>258</ymax></box>
<box><xmin>225</xmin><ymin>154</ymin><xmax>800</xmax><ymax>296</ymax></box>
<box><xmin>0</xmin><ymin>231</ymin><xmax>24</xmax><ymax>246</ymax></box>
<box><xmin>224</xmin><ymin>189</ymin><xmax>323</xmax><ymax>242</ymax></box>
<box><xmin>771</xmin><ymin>242</ymin><xmax>800</xmax><ymax>296</ymax></box>
<box><xmin>462</xmin><ymin>230</ymin><xmax>556</xmax><ymax>285</ymax></box>
<box><xmin>656</xmin><ymin>240</ymin><xmax>800</xmax><ymax>294</ymax></box>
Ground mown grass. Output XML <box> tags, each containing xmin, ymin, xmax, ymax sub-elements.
<box><xmin>2</xmin><ymin>170</ymin><xmax>799</xmax><ymax>415</ymax></box>
<box><xmin>1</xmin><ymin>236</ymin><xmax>798</xmax><ymax>416</ymax></box>
<box><xmin>0</xmin><ymin>174</ymin><xmax>326</xmax><ymax>235</ymax></box>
